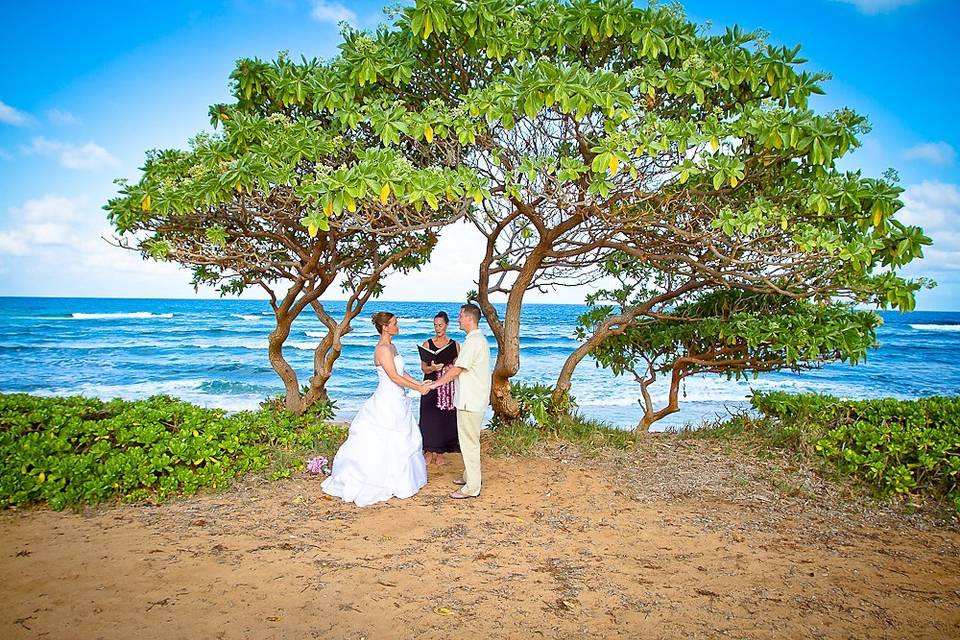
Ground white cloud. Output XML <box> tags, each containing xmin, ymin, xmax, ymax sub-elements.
<box><xmin>0</xmin><ymin>99</ymin><xmax>31</xmax><ymax>126</ymax></box>
<box><xmin>310</xmin><ymin>0</ymin><xmax>356</xmax><ymax>25</ymax></box>
<box><xmin>898</xmin><ymin>181</ymin><xmax>960</xmax><ymax>274</ymax></box>
<box><xmin>903</xmin><ymin>141</ymin><xmax>955</xmax><ymax>166</ymax></box>
<box><xmin>833</xmin><ymin>0</ymin><xmax>920</xmax><ymax>14</ymax></box>
<box><xmin>0</xmin><ymin>194</ymin><xmax>325</xmax><ymax>299</ymax></box>
<box><xmin>26</xmin><ymin>136</ymin><xmax>117</xmax><ymax>171</ymax></box>
<box><xmin>0</xmin><ymin>193</ymin><xmax>198</xmax><ymax>296</ymax></box>
<box><xmin>377</xmin><ymin>219</ymin><xmax>611</xmax><ymax>304</ymax></box>
<box><xmin>376</xmin><ymin>221</ymin><xmax>484</xmax><ymax>303</ymax></box>
<box><xmin>0</xmin><ymin>195</ymin><xmax>87</xmax><ymax>256</ymax></box>
<box><xmin>14</xmin><ymin>194</ymin><xmax>82</xmax><ymax>224</ymax></box>
<box><xmin>0</xmin><ymin>148</ymin><xmax>12</xmax><ymax>160</ymax></box>
<box><xmin>47</xmin><ymin>108</ymin><xmax>80</xmax><ymax>125</ymax></box>
<box><xmin>0</xmin><ymin>220</ymin><xmax>74</xmax><ymax>255</ymax></box>
<box><xmin>0</xmin><ymin>232</ymin><xmax>28</xmax><ymax>255</ymax></box>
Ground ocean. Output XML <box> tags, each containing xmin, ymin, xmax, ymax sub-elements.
<box><xmin>0</xmin><ymin>297</ymin><xmax>958</xmax><ymax>431</ymax></box>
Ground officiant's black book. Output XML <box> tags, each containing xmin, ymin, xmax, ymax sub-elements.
<box><xmin>418</xmin><ymin>341</ymin><xmax>457</xmax><ymax>365</ymax></box>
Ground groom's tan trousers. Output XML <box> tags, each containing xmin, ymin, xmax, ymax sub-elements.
<box><xmin>456</xmin><ymin>409</ymin><xmax>484</xmax><ymax>496</ymax></box>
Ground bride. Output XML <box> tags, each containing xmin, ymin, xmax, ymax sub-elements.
<box><xmin>321</xmin><ymin>311</ymin><xmax>430</xmax><ymax>507</ymax></box>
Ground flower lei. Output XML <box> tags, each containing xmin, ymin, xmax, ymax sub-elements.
<box><xmin>436</xmin><ymin>364</ymin><xmax>455</xmax><ymax>410</ymax></box>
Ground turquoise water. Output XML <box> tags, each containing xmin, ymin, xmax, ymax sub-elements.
<box><xmin>1</xmin><ymin>297</ymin><xmax>958</xmax><ymax>430</ymax></box>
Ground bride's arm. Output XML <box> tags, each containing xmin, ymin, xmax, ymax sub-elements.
<box><xmin>376</xmin><ymin>346</ymin><xmax>426</xmax><ymax>392</ymax></box>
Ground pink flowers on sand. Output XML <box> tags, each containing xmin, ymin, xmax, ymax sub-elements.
<box><xmin>306</xmin><ymin>456</ymin><xmax>330</xmax><ymax>475</ymax></box>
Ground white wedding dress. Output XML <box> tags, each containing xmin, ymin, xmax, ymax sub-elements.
<box><xmin>321</xmin><ymin>353</ymin><xmax>428</xmax><ymax>507</ymax></box>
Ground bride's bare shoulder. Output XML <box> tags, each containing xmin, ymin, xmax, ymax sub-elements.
<box><xmin>374</xmin><ymin>343</ymin><xmax>398</xmax><ymax>365</ymax></box>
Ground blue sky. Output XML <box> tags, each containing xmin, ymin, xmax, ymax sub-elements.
<box><xmin>1</xmin><ymin>0</ymin><xmax>958</xmax><ymax>309</ymax></box>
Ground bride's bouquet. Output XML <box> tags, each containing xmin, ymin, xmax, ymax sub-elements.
<box><xmin>306</xmin><ymin>456</ymin><xmax>330</xmax><ymax>475</ymax></box>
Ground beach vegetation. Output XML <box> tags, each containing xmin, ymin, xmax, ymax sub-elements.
<box><xmin>693</xmin><ymin>392</ymin><xmax>960</xmax><ymax>512</ymax></box>
<box><xmin>0</xmin><ymin>393</ymin><xmax>346</xmax><ymax>511</ymax></box>
<box><xmin>489</xmin><ymin>381</ymin><xmax>633</xmax><ymax>455</ymax></box>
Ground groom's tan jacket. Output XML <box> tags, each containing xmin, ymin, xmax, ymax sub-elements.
<box><xmin>453</xmin><ymin>328</ymin><xmax>491</xmax><ymax>412</ymax></box>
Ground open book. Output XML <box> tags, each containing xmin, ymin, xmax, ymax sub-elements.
<box><xmin>417</xmin><ymin>340</ymin><xmax>457</xmax><ymax>365</ymax></box>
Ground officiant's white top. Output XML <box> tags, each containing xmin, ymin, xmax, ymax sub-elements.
<box><xmin>453</xmin><ymin>328</ymin><xmax>491</xmax><ymax>412</ymax></box>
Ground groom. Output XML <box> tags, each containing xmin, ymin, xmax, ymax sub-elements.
<box><xmin>428</xmin><ymin>303</ymin><xmax>491</xmax><ymax>499</ymax></box>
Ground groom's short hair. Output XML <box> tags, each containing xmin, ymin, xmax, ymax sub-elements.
<box><xmin>460</xmin><ymin>303</ymin><xmax>481</xmax><ymax>324</ymax></box>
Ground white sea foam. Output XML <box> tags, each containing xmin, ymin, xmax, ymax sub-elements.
<box><xmin>34</xmin><ymin>379</ymin><xmax>264</xmax><ymax>412</ymax></box>
<box><xmin>230</xmin><ymin>314</ymin><xmax>264</xmax><ymax>321</ymax></box>
<box><xmin>910</xmin><ymin>323</ymin><xmax>960</xmax><ymax>332</ymax></box>
<box><xmin>194</xmin><ymin>338</ymin><xmax>267</xmax><ymax>350</ymax></box>
<box><xmin>39</xmin><ymin>379</ymin><xmax>204</xmax><ymax>398</ymax></box>
<box><xmin>571</xmin><ymin>374</ymin><xmax>869</xmax><ymax>407</ymax></box>
<box><xmin>287</xmin><ymin>340</ymin><xmax>319</xmax><ymax>351</ymax></box>
<box><xmin>2</xmin><ymin>337</ymin><xmax>270</xmax><ymax>351</ymax></box>
<box><xmin>70</xmin><ymin>312</ymin><xmax>175</xmax><ymax>320</ymax></box>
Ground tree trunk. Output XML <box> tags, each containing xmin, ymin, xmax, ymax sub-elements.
<box><xmin>551</xmin><ymin>309</ymin><xmax>643</xmax><ymax>408</ymax></box>
<box><xmin>267</xmin><ymin>310</ymin><xmax>304</xmax><ymax>414</ymax></box>
<box><xmin>553</xmin><ymin>283</ymin><xmax>705</xmax><ymax>409</ymax></box>
<box><xmin>300</xmin><ymin>247</ymin><xmax>414</xmax><ymax>412</ymax></box>
<box><xmin>635</xmin><ymin>364</ymin><xmax>685</xmax><ymax>432</ymax></box>
<box><xmin>480</xmin><ymin>249</ymin><xmax>545</xmax><ymax>422</ymax></box>
<box><xmin>475</xmin><ymin>200</ymin><xmax>585</xmax><ymax>422</ymax></box>
<box><xmin>490</xmin><ymin>288</ymin><xmax>524</xmax><ymax>420</ymax></box>
<box><xmin>304</xmin><ymin>300</ymin><xmax>358</xmax><ymax>410</ymax></box>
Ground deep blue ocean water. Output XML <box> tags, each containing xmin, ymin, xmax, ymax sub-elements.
<box><xmin>0</xmin><ymin>297</ymin><xmax>958</xmax><ymax>431</ymax></box>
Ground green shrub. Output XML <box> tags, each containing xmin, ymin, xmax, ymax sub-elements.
<box><xmin>750</xmin><ymin>391</ymin><xmax>960</xmax><ymax>510</ymax></box>
<box><xmin>489</xmin><ymin>382</ymin><xmax>630</xmax><ymax>455</ymax></box>
<box><xmin>259</xmin><ymin>388</ymin><xmax>338</xmax><ymax>421</ymax></box>
<box><xmin>509</xmin><ymin>381</ymin><xmax>575</xmax><ymax>426</ymax></box>
<box><xmin>0</xmin><ymin>393</ymin><xmax>347</xmax><ymax>511</ymax></box>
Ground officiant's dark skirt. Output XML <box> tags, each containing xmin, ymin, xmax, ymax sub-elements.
<box><xmin>419</xmin><ymin>370</ymin><xmax>460</xmax><ymax>454</ymax></box>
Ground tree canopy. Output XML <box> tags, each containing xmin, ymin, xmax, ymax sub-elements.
<box><xmin>107</xmin><ymin>0</ymin><xmax>931</xmax><ymax>424</ymax></box>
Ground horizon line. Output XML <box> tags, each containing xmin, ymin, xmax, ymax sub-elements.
<box><xmin>0</xmin><ymin>294</ymin><xmax>957</xmax><ymax>313</ymax></box>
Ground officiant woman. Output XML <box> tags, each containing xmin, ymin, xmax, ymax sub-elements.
<box><xmin>420</xmin><ymin>311</ymin><xmax>460</xmax><ymax>466</ymax></box>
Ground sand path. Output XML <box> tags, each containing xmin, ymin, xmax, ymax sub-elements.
<box><xmin>3</xmin><ymin>437</ymin><xmax>959</xmax><ymax>639</ymax></box>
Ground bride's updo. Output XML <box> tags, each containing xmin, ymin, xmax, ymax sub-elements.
<box><xmin>371</xmin><ymin>311</ymin><xmax>395</xmax><ymax>335</ymax></box>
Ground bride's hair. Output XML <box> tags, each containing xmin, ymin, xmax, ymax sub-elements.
<box><xmin>371</xmin><ymin>311</ymin><xmax>395</xmax><ymax>334</ymax></box>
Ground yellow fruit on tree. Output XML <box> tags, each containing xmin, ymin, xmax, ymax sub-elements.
<box><xmin>609</xmin><ymin>155</ymin><xmax>619</xmax><ymax>175</ymax></box>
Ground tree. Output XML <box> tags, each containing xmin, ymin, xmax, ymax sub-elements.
<box><xmin>106</xmin><ymin>50</ymin><xmax>485</xmax><ymax>412</ymax></box>
<box><xmin>551</xmin><ymin>146</ymin><xmax>932</xmax><ymax>409</ymax></box>
<box><xmin>580</xmin><ymin>283</ymin><xmax>889</xmax><ymax>430</ymax></box>
<box><xmin>107</xmin><ymin>0</ymin><xmax>932</xmax><ymax>423</ymax></box>
<box><xmin>343</xmin><ymin>0</ymin><xmax>928</xmax><ymax>422</ymax></box>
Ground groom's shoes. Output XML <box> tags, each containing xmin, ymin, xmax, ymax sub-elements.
<box><xmin>452</xmin><ymin>479</ymin><xmax>466</xmax><ymax>486</ymax></box>
<box><xmin>449</xmin><ymin>491</ymin><xmax>477</xmax><ymax>499</ymax></box>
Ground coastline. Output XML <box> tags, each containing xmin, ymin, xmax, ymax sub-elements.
<box><xmin>3</xmin><ymin>297</ymin><xmax>960</xmax><ymax>431</ymax></box>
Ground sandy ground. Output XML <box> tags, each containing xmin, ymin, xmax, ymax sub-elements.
<box><xmin>2</xmin><ymin>434</ymin><xmax>959</xmax><ymax>640</ymax></box>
